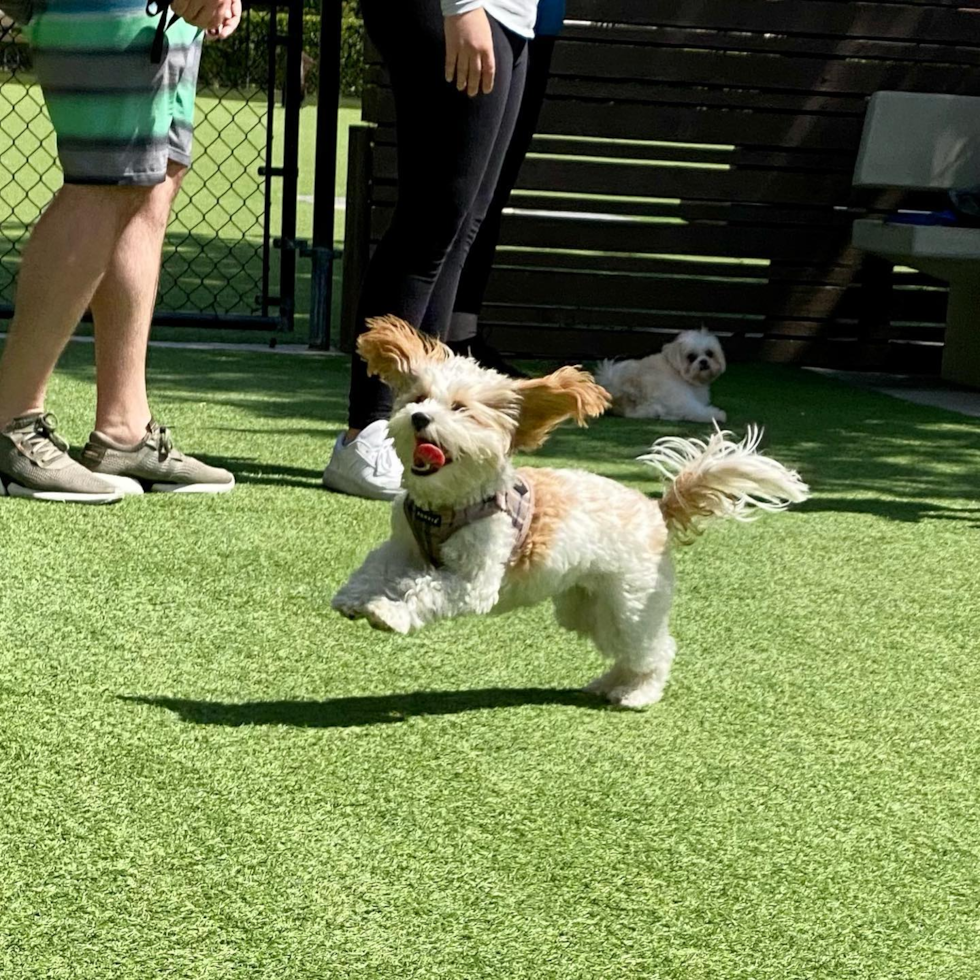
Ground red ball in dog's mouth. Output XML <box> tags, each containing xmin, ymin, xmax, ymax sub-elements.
<box><xmin>412</xmin><ymin>440</ymin><xmax>449</xmax><ymax>476</ymax></box>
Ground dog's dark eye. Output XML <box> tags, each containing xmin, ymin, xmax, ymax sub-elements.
<box><xmin>452</xmin><ymin>401</ymin><xmax>465</xmax><ymax>412</ymax></box>
<box><xmin>704</xmin><ymin>350</ymin><xmax>714</xmax><ymax>359</ymax></box>
<box><xmin>687</xmin><ymin>353</ymin><xmax>698</xmax><ymax>364</ymax></box>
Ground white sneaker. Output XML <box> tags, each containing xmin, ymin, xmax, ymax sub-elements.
<box><xmin>321</xmin><ymin>419</ymin><xmax>403</xmax><ymax>501</ymax></box>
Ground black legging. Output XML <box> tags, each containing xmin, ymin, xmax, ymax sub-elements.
<box><xmin>348</xmin><ymin>0</ymin><xmax>529</xmax><ymax>429</ymax></box>
<box><xmin>450</xmin><ymin>35</ymin><xmax>556</xmax><ymax>339</ymax></box>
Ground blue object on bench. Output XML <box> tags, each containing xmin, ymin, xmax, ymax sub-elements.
<box><xmin>887</xmin><ymin>185</ymin><xmax>980</xmax><ymax>228</ymax></box>
<box><xmin>887</xmin><ymin>210</ymin><xmax>961</xmax><ymax>226</ymax></box>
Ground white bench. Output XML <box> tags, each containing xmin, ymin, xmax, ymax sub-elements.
<box><xmin>852</xmin><ymin>91</ymin><xmax>980</xmax><ymax>387</ymax></box>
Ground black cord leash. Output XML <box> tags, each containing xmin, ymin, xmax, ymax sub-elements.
<box><xmin>147</xmin><ymin>0</ymin><xmax>179</xmax><ymax>64</ymax></box>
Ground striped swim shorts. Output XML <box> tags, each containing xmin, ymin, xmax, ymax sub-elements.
<box><xmin>25</xmin><ymin>1</ymin><xmax>204</xmax><ymax>185</ymax></box>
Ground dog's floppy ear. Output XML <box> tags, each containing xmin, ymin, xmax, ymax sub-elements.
<box><xmin>356</xmin><ymin>315</ymin><xmax>449</xmax><ymax>390</ymax></box>
<box><xmin>661</xmin><ymin>336</ymin><xmax>686</xmax><ymax>375</ymax></box>
<box><xmin>713</xmin><ymin>338</ymin><xmax>727</xmax><ymax>373</ymax></box>
<box><xmin>513</xmin><ymin>366</ymin><xmax>610</xmax><ymax>451</ymax></box>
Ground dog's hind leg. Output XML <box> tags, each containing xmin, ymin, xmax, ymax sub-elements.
<box><xmin>600</xmin><ymin>620</ymin><xmax>676</xmax><ymax>709</ymax></box>
<box><xmin>622</xmin><ymin>401</ymin><xmax>666</xmax><ymax>420</ymax></box>
<box><xmin>581</xmin><ymin>565</ymin><xmax>676</xmax><ymax>709</ymax></box>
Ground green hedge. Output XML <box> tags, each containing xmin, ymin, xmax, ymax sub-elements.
<box><xmin>199</xmin><ymin>1</ymin><xmax>364</xmax><ymax>99</ymax></box>
<box><xmin>339</xmin><ymin>0</ymin><xmax>364</xmax><ymax>98</ymax></box>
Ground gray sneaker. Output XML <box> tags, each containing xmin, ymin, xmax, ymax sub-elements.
<box><xmin>0</xmin><ymin>412</ymin><xmax>123</xmax><ymax>505</ymax></box>
<box><xmin>80</xmin><ymin>420</ymin><xmax>235</xmax><ymax>495</ymax></box>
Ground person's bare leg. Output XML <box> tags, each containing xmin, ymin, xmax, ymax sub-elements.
<box><xmin>0</xmin><ymin>184</ymin><xmax>142</xmax><ymax>430</ymax></box>
<box><xmin>78</xmin><ymin>161</ymin><xmax>234</xmax><ymax>495</ymax></box>
<box><xmin>91</xmin><ymin>161</ymin><xmax>186</xmax><ymax>446</ymax></box>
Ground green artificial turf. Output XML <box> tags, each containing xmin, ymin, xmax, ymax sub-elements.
<box><xmin>1</xmin><ymin>344</ymin><xmax>979</xmax><ymax>979</ymax></box>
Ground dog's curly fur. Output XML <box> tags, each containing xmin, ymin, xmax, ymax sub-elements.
<box><xmin>333</xmin><ymin>317</ymin><xmax>809</xmax><ymax>708</ymax></box>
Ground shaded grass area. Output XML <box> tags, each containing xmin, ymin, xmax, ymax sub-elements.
<box><xmin>1</xmin><ymin>345</ymin><xmax>979</xmax><ymax>979</ymax></box>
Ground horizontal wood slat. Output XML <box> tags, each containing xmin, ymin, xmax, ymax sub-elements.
<box><xmin>482</xmin><ymin>323</ymin><xmax>944</xmax><ymax>372</ymax></box>
<box><xmin>559</xmin><ymin>24</ymin><xmax>980</xmax><ymax>64</ymax></box>
<box><xmin>543</xmin><ymin>78</ymin><xmax>871</xmax><ymax>115</ymax></box>
<box><xmin>364</xmin><ymin>89</ymin><xmax>866</xmax><ymax>149</ymax></box>
<box><xmin>375</xmin><ymin>190</ymin><xmax>861</xmax><ymax>224</ymax></box>
<box><xmin>370</xmin><ymin>207</ymin><xmax>856</xmax><ymax>260</ymax></box>
<box><xmin>516</xmin><ymin>158</ymin><xmax>853</xmax><ymax>207</ymax></box>
<box><xmin>563</xmin><ymin>0</ymin><xmax>980</xmax><ymax>45</ymax></box>
<box><xmin>478</xmin><ymin>270</ymin><xmax>947</xmax><ymax>323</ymax></box>
<box><xmin>371</xmin><ymin>146</ymin><xmax>855</xmax><ymax>207</ymax></box>
<box><xmin>365</xmin><ymin>226</ymin><xmax>898</xmax><ymax>285</ymax></box>
<box><xmin>549</xmin><ymin>40</ymin><xmax>980</xmax><ymax>97</ymax></box>
<box><xmin>537</xmin><ymin>102</ymin><xmax>864</xmax><ymax>151</ymax></box>
<box><xmin>508</xmin><ymin>196</ymin><xmax>860</xmax><ymax>226</ymax></box>
<box><xmin>483</xmin><ymin>305</ymin><xmax>947</xmax><ymax>342</ymax></box>
<box><xmin>365</xmin><ymin>68</ymin><xmax>885</xmax><ymax>113</ymax></box>
<box><xmin>373</xmin><ymin>127</ymin><xmax>858</xmax><ymax>173</ymax></box>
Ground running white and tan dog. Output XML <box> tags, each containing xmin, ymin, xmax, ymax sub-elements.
<box><xmin>596</xmin><ymin>328</ymin><xmax>727</xmax><ymax>423</ymax></box>
<box><xmin>333</xmin><ymin>317</ymin><xmax>808</xmax><ymax>708</ymax></box>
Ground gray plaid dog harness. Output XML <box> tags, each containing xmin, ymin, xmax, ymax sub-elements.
<box><xmin>404</xmin><ymin>477</ymin><xmax>535</xmax><ymax>568</ymax></box>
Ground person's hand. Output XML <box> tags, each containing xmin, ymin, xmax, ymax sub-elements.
<box><xmin>206</xmin><ymin>0</ymin><xmax>242</xmax><ymax>40</ymax></box>
<box><xmin>170</xmin><ymin>0</ymin><xmax>236</xmax><ymax>35</ymax></box>
<box><xmin>444</xmin><ymin>9</ymin><xmax>495</xmax><ymax>97</ymax></box>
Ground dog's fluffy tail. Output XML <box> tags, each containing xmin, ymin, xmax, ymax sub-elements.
<box><xmin>639</xmin><ymin>425</ymin><xmax>809</xmax><ymax>542</ymax></box>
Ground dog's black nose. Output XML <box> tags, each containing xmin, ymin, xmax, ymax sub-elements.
<box><xmin>698</xmin><ymin>358</ymin><xmax>710</xmax><ymax>369</ymax></box>
<box><xmin>411</xmin><ymin>412</ymin><xmax>431</xmax><ymax>432</ymax></box>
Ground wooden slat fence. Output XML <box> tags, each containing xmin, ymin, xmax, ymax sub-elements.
<box><xmin>342</xmin><ymin>0</ymin><xmax>980</xmax><ymax>369</ymax></box>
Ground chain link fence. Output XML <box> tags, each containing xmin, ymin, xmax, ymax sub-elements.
<box><xmin>0</xmin><ymin>12</ymin><xmax>59</xmax><ymax>315</ymax></box>
<box><xmin>0</xmin><ymin>2</ymin><xmax>304</xmax><ymax>331</ymax></box>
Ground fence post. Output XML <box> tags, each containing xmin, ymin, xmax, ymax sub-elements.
<box><xmin>340</xmin><ymin>122</ymin><xmax>373</xmax><ymax>354</ymax></box>
<box><xmin>307</xmin><ymin>0</ymin><xmax>342</xmax><ymax>350</ymax></box>
<box><xmin>276</xmin><ymin>0</ymin><xmax>305</xmax><ymax>334</ymax></box>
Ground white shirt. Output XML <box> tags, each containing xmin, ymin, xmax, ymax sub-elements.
<box><xmin>442</xmin><ymin>0</ymin><xmax>538</xmax><ymax>39</ymax></box>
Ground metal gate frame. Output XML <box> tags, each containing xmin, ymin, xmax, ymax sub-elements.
<box><xmin>0</xmin><ymin>0</ymin><xmax>310</xmax><ymax>335</ymax></box>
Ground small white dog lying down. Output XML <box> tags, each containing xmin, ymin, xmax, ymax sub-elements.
<box><xmin>596</xmin><ymin>328</ymin><xmax>727</xmax><ymax>423</ymax></box>
<box><xmin>333</xmin><ymin>317</ymin><xmax>808</xmax><ymax>709</ymax></box>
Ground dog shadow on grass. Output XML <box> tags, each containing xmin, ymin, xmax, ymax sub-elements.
<box><xmin>120</xmin><ymin>687</ymin><xmax>609</xmax><ymax>728</ymax></box>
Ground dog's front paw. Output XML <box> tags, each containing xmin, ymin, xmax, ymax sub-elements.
<box><xmin>709</xmin><ymin>407</ymin><xmax>727</xmax><ymax>423</ymax></box>
<box><xmin>363</xmin><ymin>597</ymin><xmax>413</xmax><ymax>635</ymax></box>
